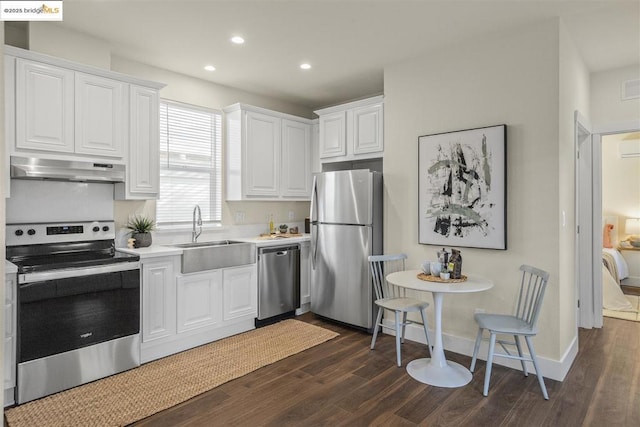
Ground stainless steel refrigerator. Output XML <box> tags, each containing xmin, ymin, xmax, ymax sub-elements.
<box><xmin>310</xmin><ymin>169</ymin><xmax>383</xmax><ymax>330</ymax></box>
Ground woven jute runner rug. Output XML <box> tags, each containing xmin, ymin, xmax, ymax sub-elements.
<box><xmin>5</xmin><ymin>319</ymin><xmax>338</xmax><ymax>427</ymax></box>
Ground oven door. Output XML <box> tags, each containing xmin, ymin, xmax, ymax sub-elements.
<box><xmin>17</xmin><ymin>262</ymin><xmax>140</xmax><ymax>403</ymax></box>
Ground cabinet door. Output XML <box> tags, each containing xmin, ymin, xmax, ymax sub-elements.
<box><xmin>176</xmin><ymin>271</ymin><xmax>223</xmax><ymax>333</ymax></box>
<box><xmin>245</xmin><ymin>111</ymin><xmax>280</xmax><ymax>197</ymax></box>
<box><xmin>352</xmin><ymin>103</ymin><xmax>383</xmax><ymax>155</ymax></box>
<box><xmin>281</xmin><ymin>119</ymin><xmax>311</xmax><ymax>198</ymax></box>
<box><xmin>127</xmin><ymin>85</ymin><xmax>160</xmax><ymax>198</ymax></box>
<box><xmin>223</xmin><ymin>265</ymin><xmax>257</xmax><ymax>321</ymax></box>
<box><xmin>15</xmin><ymin>59</ymin><xmax>74</xmax><ymax>153</ymax></box>
<box><xmin>318</xmin><ymin>111</ymin><xmax>346</xmax><ymax>158</ymax></box>
<box><xmin>4</xmin><ymin>274</ymin><xmax>16</xmax><ymax>393</ymax></box>
<box><xmin>142</xmin><ymin>259</ymin><xmax>176</xmax><ymax>342</ymax></box>
<box><xmin>300</xmin><ymin>241</ymin><xmax>311</xmax><ymax>305</ymax></box>
<box><xmin>75</xmin><ymin>72</ymin><xmax>127</xmax><ymax>157</ymax></box>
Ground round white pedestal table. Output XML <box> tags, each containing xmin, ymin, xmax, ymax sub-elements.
<box><xmin>386</xmin><ymin>270</ymin><xmax>493</xmax><ymax>388</ymax></box>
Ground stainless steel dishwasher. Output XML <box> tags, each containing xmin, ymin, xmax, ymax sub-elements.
<box><xmin>257</xmin><ymin>244</ymin><xmax>300</xmax><ymax>326</ymax></box>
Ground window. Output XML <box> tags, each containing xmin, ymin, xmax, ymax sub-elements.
<box><xmin>157</xmin><ymin>100</ymin><xmax>222</xmax><ymax>226</ymax></box>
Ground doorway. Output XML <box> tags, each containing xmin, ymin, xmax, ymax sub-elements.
<box><xmin>576</xmin><ymin>115</ymin><xmax>640</xmax><ymax>329</ymax></box>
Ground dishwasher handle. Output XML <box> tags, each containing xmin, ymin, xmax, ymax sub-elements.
<box><xmin>258</xmin><ymin>244</ymin><xmax>300</xmax><ymax>256</ymax></box>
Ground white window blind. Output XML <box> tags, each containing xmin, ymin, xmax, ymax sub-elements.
<box><xmin>157</xmin><ymin>100</ymin><xmax>222</xmax><ymax>225</ymax></box>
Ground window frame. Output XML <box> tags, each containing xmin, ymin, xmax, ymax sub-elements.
<box><xmin>156</xmin><ymin>99</ymin><xmax>223</xmax><ymax>228</ymax></box>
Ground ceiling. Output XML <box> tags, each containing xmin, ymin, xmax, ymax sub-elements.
<box><xmin>54</xmin><ymin>1</ymin><xmax>640</xmax><ymax>110</ymax></box>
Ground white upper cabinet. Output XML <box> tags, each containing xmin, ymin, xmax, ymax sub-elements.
<box><xmin>352</xmin><ymin>103</ymin><xmax>383</xmax><ymax>155</ymax></box>
<box><xmin>318</xmin><ymin>111</ymin><xmax>346</xmax><ymax>158</ymax></box>
<box><xmin>15</xmin><ymin>58</ymin><xmax>74</xmax><ymax>153</ymax></box>
<box><xmin>74</xmin><ymin>72</ymin><xmax>127</xmax><ymax>157</ymax></box>
<box><xmin>115</xmin><ymin>85</ymin><xmax>160</xmax><ymax>199</ymax></box>
<box><xmin>281</xmin><ymin>119</ymin><xmax>312</xmax><ymax>198</ymax></box>
<box><xmin>224</xmin><ymin>103</ymin><xmax>312</xmax><ymax>201</ymax></box>
<box><xmin>245</xmin><ymin>111</ymin><xmax>281</xmax><ymax>197</ymax></box>
<box><xmin>6</xmin><ymin>46</ymin><xmax>165</xmax><ymax>200</ymax></box>
<box><xmin>315</xmin><ymin>95</ymin><xmax>384</xmax><ymax>162</ymax></box>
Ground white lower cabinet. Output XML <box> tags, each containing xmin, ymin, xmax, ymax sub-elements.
<box><xmin>140</xmin><ymin>257</ymin><xmax>257</xmax><ymax>363</ymax></box>
<box><xmin>223</xmin><ymin>266</ymin><xmax>258</xmax><ymax>321</ymax></box>
<box><xmin>177</xmin><ymin>270</ymin><xmax>223</xmax><ymax>333</ymax></box>
<box><xmin>299</xmin><ymin>241</ymin><xmax>311</xmax><ymax>309</ymax></box>
<box><xmin>4</xmin><ymin>271</ymin><xmax>16</xmax><ymax>407</ymax></box>
<box><xmin>141</xmin><ymin>257</ymin><xmax>177</xmax><ymax>343</ymax></box>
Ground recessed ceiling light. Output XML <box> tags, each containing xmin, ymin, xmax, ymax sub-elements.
<box><xmin>204</xmin><ymin>65</ymin><xmax>216</xmax><ymax>71</ymax></box>
<box><xmin>300</xmin><ymin>63</ymin><xmax>311</xmax><ymax>70</ymax></box>
<box><xmin>231</xmin><ymin>36</ymin><xmax>245</xmax><ymax>44</ymax></box>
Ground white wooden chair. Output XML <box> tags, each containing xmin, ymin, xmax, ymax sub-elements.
<box><xmin>369</xmin><ymin>254</ymin><xmax>432</xmax><ymax>367</ymax></box>
<box><xmin>470</xmin><ymin>264</ymin><xmax>550</xmax><ymax>399</ymax></box>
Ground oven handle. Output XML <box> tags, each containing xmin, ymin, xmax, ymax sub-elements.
<box><xmin>18</xmin><ymin>262</ymin><xmax>140</xmax><ymax>284</ymax></box>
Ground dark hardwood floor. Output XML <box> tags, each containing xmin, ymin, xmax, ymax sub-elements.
<box><xmin>133</xmin><ymin>313</ymin><xmax>640</xmax><ymax>427</ymax></box>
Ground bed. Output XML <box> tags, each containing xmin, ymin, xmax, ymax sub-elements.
<box><xmin>602</xmin><ymin>217</ymin><xmax>634</xmax><ymax>311</ymax></box>
<box><xmin>602</xmin><ymin>216</ymin><xmax>630</xmax><ymax>283</ymax></box>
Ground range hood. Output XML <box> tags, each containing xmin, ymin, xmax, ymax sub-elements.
<box><xmin>10</xmin><ymin>156</ymin><xmax>125</xmax><ymax>183</ymax></box>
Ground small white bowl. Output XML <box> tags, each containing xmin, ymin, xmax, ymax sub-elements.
<box><xmin>421</xmin><ymin>261</ymin><xmax>431</xmax><ymax>274</ymax></box>
<box><xmin>440</xmin><ymin>272</ymin><xmax>450</xmax><ymax>280</ymax></box>
<box><xmin>430</xmin><ymin>263</ymin><xmax>442</xmax><ymax>276</ymax></box>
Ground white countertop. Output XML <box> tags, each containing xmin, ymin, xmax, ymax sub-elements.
<box><xmin>234</xmin><ymin>234</ymin><xmax>310</xmax><ymax>247</ymax></box>
<box><xmin>117</xmin><ymin>245</ymin><xmax>183</xmax><ymax>258</ymax></box>
<box><xmin>116</xmin><ymin>234</ymin><xmax>310</xmax><ymax>259</ymax></box>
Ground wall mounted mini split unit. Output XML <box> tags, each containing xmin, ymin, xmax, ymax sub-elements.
<box><xmin>619</xmin><ymin>140</ymin><xmax>640</xmax><ymax>158</ymax></box>
<box><xmin>622</xmin><ymin>79</ymin><xmax>640</xmax><ymax>100</ymax></box>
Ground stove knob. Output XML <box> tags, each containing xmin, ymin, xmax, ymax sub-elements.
<box><xmin>27</xmin><ymin>229</ymin><xmax>36</xmax><ymax>236</ymax></box>
<box><xmin>102</xmin><ymin>226</ymin><xmax>110</xmax><ymax>232</ymax></box>
<box><xmin>92</xmin><ymin>226</ymin><xmax>100</xmax><ymax>232</ymax></box>
<box><xmin>15</xmin><ymin>229</ymin><xmax>23</xmax><ymax>236</ymax></box>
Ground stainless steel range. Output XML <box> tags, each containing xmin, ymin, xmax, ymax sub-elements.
<box><xmin>6</xmin><ymin>221</ymin><xmax>141</xmax><ymax>404</ymax></box>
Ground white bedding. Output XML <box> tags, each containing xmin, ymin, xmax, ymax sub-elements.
<box><xmin>603</xmin><ymin>248</ymin><xmax>629</xmax><ymax>280</ymax></box>
<box><xmin>603</xmin><ymin>266</ymin><xmax>635</xmax><ymax>312</ymax></box>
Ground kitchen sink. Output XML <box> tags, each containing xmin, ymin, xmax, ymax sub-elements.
<box><xmin>172</xmin><ymin>240</ymin><xmax>256</xmax><ymax>273</ymax></box>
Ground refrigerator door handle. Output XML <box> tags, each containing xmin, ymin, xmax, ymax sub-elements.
<box><xmin>311</xmin><ymin>223</ymin><xmax>318</xmax><ymax>270</ymax></box>
<box><xmin>310</xmin><ymin>175</ymin><xmax>318</xmax><ymax>223</ymax></box>
<box><xmin>310</xmin><ymin>174</ymin><xmax>319</xmax><ymax>270</ymax></box>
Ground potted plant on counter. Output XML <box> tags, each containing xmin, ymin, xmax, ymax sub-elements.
<box><xmin>126</xmin><ymin>215</ymin><xmax>156</xmax><ymax>248</ymax></box>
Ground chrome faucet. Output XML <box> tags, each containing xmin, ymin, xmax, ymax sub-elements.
<box><xmin>192</xmin><ymin>205</ymin><xmax>202</xmax><ymax>242</ymax></box>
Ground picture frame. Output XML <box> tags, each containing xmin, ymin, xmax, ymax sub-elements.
<box><xmin>418</xmin><ymin>124</ymin><xmax>507</xmax><ymax>250</ymax></box>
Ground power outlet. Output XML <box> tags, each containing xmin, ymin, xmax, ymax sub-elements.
<box><xmin>288</xmin><ymin>211</ymin><xmax>295</xmax><ymax>220</ymax></box>
<box><xmin>474</xmin><ymin>308</ymin><xmax>485</xmax><ymax>314</ymax></box>
<box><xmin>234</xmin><ymin>211</ymin><xmax>245</xmax><ymax>224</ymax></box>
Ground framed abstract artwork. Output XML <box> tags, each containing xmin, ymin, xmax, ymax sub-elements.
<box><xmin>418</xmin><ymin>124</ymin><xmax>507</xmax><ymax>250</ymax></box>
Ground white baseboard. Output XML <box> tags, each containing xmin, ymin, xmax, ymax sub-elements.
<box><xmin>381</xmin><ymin>319</ymin><xmax>578</xmax><ymax>382</ymax></box>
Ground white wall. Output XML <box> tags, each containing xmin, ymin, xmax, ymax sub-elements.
<box><xmin>29</xmin><ymin>23</ymin><xmax>111</xmax><ymax>69</ymax></box>
<box><xmin>591</xmin><ymin>64</ymin><xmax>640</xmax><ymax>128</ymax></box>
<box><xmin>384</xmin><ymin>20</ymin><xmax>563</xmax><ymax>361</ymax></box>
<box><xmin>558</xmin><ymin>21</ymin><xmax>590</xmax><ymax>353</ymax></box>
<box><xmin>602</xmin><ymin>133</ymin><xmax>640</xmax><ymax>227</ymax></box>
